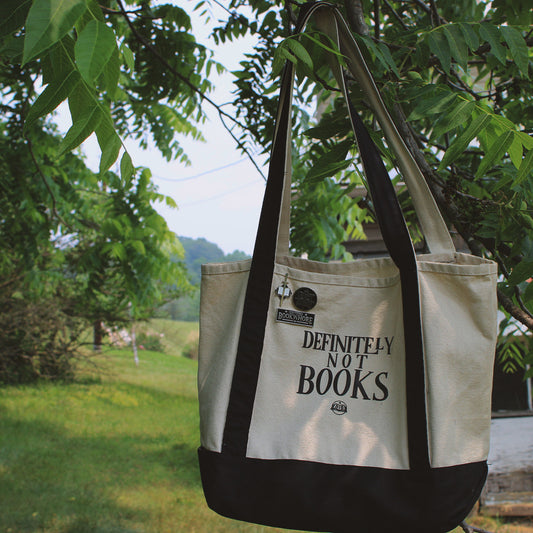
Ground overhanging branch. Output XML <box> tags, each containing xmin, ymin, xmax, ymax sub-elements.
<box><xmin>115</xmin><ymin>0</ymin><xmax>266</xmax><ymax>181</ymax></box>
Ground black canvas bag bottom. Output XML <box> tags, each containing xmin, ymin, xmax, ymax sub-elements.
<box><xmin>198</xmin><ymin>447</ymin><xmax>487</xmax><ymax>533</ymax></box>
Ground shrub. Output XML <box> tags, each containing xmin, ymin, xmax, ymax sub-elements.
<box><xmin>0</xmin><ymin>296</ymin><xmax>85</xmax><ymax>384</ymax></box>
<box><xmin>135</xmin><ymin>332</ymin><xmax>164</xmax><ymax>353</ymax></box>
<box><xmin>182</xmin><ymin>330</ymin><xmax>199</xmax><ymax>360</ymax></box>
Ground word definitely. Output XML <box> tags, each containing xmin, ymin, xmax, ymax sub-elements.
<box><xmin>297</xmin><ymin>330</ymin><xmax>395</xmax><ymax>402</ymax></box>
<box><xmin>302</xmin><ymin>331</ymin><xmax>394</xmax><ymax>356</ymax></box>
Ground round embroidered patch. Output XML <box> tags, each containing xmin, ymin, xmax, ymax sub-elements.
<box><xmin>292</xmin><ymin>287</ymin><xmax>317</xmax><ymax>311</ymax></box>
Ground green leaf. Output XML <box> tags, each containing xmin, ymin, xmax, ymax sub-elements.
<box><xmin>307</xmin><ymin>159</ymin><xmax>350</xmax><ymax>183</ymax></box>
<box><xmin>458</xmin><ymin>22</ymin><xmax>480</xmax><ymax>51</ymax></box>
<box><xmin>304</xmin><ymin>118</ymin><xmax>349</xmax><ymax>140</ymax></box>
<box><xmin>508</xmin><ymin>260</ymin><xmax>533</xmax><ymax>286</ymax></box>
<box><xmin>25</xmin><ymin>70</ymin><xmax>81</xmax><ymax>130</ymax></box>
<box><xmin>517</xmin><ymin>132</ymin><xmax>533</xmax><ymax>150</ymax></box>
<box><xmin>285</xmin><ymin>38</ymin><xmax>313</xmax><ymax>70</ymax></box>
<box><xmin>408</xmin><ymin>92</ymin><xmax>456</xmax><ymax>121</ymax></box>
<box><xmin>108</xmin><ymin>242</ymin><xmax>126</xmax><ymax>261</ymax></box>
<box><xmin>23</xmin><ymin>0</ymin><xmax>87</xmax><ymax>65</ymax></box>
<box><xmin>75</xmin><ymin>20</ymin><xmax>117</xmax><ymax>84</ymax></box>
<box><xmin>85</xmin><ymin>0</ymin><xmax>104</xmax><ymax>21</ymax></box>
<box><xmin>129</xmin><ymin>240</ymin><xmax>146</xmax><ymax>255</ymax></box>
<box><xmin>43</xmin><ymin>35</ymin><xmax>76</xmax><ymax>83</ymax></box>
<box><xmin>476</xmin><ymin>130</ymin><xmax>514</xmax><ymax>178</ymax></box>
<box><xmin>0</xmin><ymin>34</ymin><xmax>25</xmax><ymax>61</ymax></box>
<box><xmin>377</xmin><ymin>42</ymin><xmax>399</xmax><ymax>77</ymax></box>
<box><xmin>479</xmin><ymin>23</ymin><xmax>507</xmax><ymax>66</ymax></box>
<box><xmin>165</xmin><ymin>196</ymin><xmax>178</xmax><ymax>209</ymax></box>
<box><xmin>515</xmin><ymin>149</ymin><xmax>533</xmax><ymax>186</ymax></box>
<box><xmin>76</xmin><ymin>0</ymin><xmax>103</xmax><ymax>30</ymax></box>
<box><xmin>97</xmin><ymin>45</ymin><xmax>120</xmax><ymax>96</ymax></box>
<box><xmin>59</xmin><ymin>105</ymin><xmax>103</xmax><ymax>155</ymax></box>
<box><xmin>432</xmin><ymin>99</ymin><xmax>475</xmax><ymax>138</ymax></box>
<box><xmin>443</xmin><ymin>24</ymin><xmax>468</xmax><ymax>71</ymax></box>
<box><xmin>428</xmin><ymin>29</ymin><xmax>451</xmax><ymax>74</ymax></box>
<box><xmin>0</xmin><ymin>0</ymin><xmax>31</xmax><ymax>38</ymax></box>
<box><xmin>302</xmin><ymin>32</ymin><xmax>345</xmax><ymax>59</ymax></box>
<box><xmin>95</xmin><ymin>118</ymin><xmax>121</xmax><ymax>173</ymax></box>
<box><xmin>501</xmin><ymin>26</ymin><xmax>529</xmax><ymax>79</ymax></box>
<box><xmin>357</xmin><ymin>35</ymin><xmax>397</xmax><ymax>76</ymax></box>
<box><xmin>120</xmin><ymin>42</ymin><xmax>134</xmax><ymax>71</ymax></box>
<box><xmin>120</xmin><ymin>151</ymin><xmax>134</xmax><ymax>183</ymax></box>
<box><xmin>508</xmin><ymin>133</ymin><xmax>523</xmax><ymax>170</ymax></box>
<box><xmin>272</xmin><ymin>46</ymin><xmax>292</xmax><ymax>76</ymax></box>
<box><xmin>439</xmin><ymin>113</ymin><xmax>492</xmax><ymax>169</ymax></box>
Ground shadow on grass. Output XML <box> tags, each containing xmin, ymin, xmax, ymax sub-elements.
<box><xmin>0</xmin><ymin>392</ymin><xmax>202</xmax><ymax>532</ymax></box>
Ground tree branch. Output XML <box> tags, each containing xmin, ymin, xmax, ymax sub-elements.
<box><xmin>114</xmin><ymin>0</ymin><xmax>266</xmax><ymax>181</ymax></box>
<box><xmin>0</xmin><ymin>272</ymin><xmax>25</xmax><ymax>290</ymax></box>
<box><xmin>381</xmin><ymin>0</ymin><xmax>409</xmax><ymax>31</ymax></box>
<box><xmin>26</xmin><ymin>138</ymin><xmax>75</xmax><ymax>233</ymax></box>
<box><xmin>409</xmin><ymin>0</ymin><xmax>431</xmax><ymax>14</ymax></box>
<box><xmin>489</xmin><ymin>248</ymin><xmax>533</xmax><ymax>320</ymax></box>
<box><xmin>285</xmin><ymin>0</ymin><xmax>298</xmax><ymax>32</ymax></box>
<box><xmin>460</xmin><ymin>522</ymin><xmax>495</xmax><ymax>533</ymax></box>
<box><xmin>428</xmin><ymin>0</ymin><xmax>447</xmax><ymax>26</ymax></box>
<box><xmin>344</xmin><ymin>0</ymin><xmax>370</xmax><ymax>36</ymax></box>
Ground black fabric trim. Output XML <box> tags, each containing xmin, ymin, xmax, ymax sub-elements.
<box><xmin>221</xmin><ymin>65</ymin><xmax>293</xmax><ymax>456</ymax></box>
<box><xmin>348</xmin><ymin>107</ymin><xmax>429</xmax><ymax>471</ymax></box>
<box><xmin>199</xmin><ymin>447</ymin><xmax>487</xmax><ymax>533</ymax></box>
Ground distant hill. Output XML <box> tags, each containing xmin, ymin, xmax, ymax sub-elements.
<box><xmin>179</xmin><ymin>236</ymin><xmax>249</xmax><ymax>285</ymax></box>
<box><xmin>160</xmin><ymin>237</ymin><xmax>249</xmax><ymax>321</ymax></box>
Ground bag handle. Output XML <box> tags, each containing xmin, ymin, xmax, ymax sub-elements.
<box><xmin>223</xmin><ymin>2</ymin><xmax>431</xmax><ymax>472</ymax></box>
<box><xmin>275</xmin><ymin>2</ymin><xmax>455</xmax><ymax>258</ymax></box>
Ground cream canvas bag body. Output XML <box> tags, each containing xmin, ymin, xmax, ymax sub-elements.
<box><xmin>197</xmin><ymin>4</ymin><xmax>498</xmax><ymax>532</ymax></box>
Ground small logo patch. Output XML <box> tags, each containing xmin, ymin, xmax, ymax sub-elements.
<box><xmin>330</xmin><ymin>400</ymin><xmax>347</xmax><ymax>415</ymax></box>
<box><xmin>276</xmin><ymin>308</ymin><xmax>315</xmax><ymax>327</ymax></box>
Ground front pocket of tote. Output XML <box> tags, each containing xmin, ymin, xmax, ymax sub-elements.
<box><xmin>247</xmin><ymin>267</ymin><xmax>409</xmax><ymax>470</ymax></box>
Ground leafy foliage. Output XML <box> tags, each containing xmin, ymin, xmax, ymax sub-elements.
<box><xmin>2</xmin><ymin>0</ymin><xmax>533</xmax><ymax>378</ymax></box>
<box><xmin>207</xmin><ymin>0</ymin><xmax>533</xmax><ymax>374</ymax></box>
<box><xmin>0</xmin><ymin>293</ymin><xmax>85</xmax><ymax>384</ymax></box>
<box><xmin>0</xmin><ymin>0</ymin><xmax>211</xmax><ymax>379</ymax></box>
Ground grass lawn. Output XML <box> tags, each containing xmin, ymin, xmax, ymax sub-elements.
<box><xmin>0</xmin><ymin>340</ymin><xmax>297</xmax><ymax>533</ymax></box>
<box><xmin>0</xmin><ymin>326</ymin><xmax>513</xmax><ymax>533</ymax></box>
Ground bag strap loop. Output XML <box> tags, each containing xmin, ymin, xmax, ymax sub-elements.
<box><xmin>275</xmin><ymin>2</ymin><xmax>455</xmax><ymax>258</ymax></box>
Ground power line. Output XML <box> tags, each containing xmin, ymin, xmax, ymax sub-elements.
<box><xmin>152</xmin><ymin>157</ymin><xmax>249</xmax><ymax>182</ymax></box>
<box><xmin>179</xmin><ymin>179</ymin><xmax>264</xmax><ymax>207</ymax></box>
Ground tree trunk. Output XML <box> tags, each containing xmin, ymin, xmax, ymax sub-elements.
<box><xmin>131</xmin><ymin>323</ymin><xmax>139</xmax><ymax>367</ymax></box>
<box><xmin>93</xmin><ymin>320</ymin><xmax>103</xmax><ymax>352</ymax></box>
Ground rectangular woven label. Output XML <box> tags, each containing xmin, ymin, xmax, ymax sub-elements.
<box><xmin>276</xmin><ymin>308</ymin><xmax>315</xmax><ymax>327</ymax></box>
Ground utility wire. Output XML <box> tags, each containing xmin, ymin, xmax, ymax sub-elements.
<box><xmin>152</xmin><ymin>157</ymin><xmax>248</xmax><ymax>183</ymax></box>
<box><xmin>179</xmin><ymin>179</ymin><xmax>264</xmax><ymax>207</ymax></box>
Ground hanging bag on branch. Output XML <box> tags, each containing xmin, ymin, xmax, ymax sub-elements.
<box><xmin>197</xmin><ymin>3</ymin><xmax>498</xmax><ymax>532</ymax></box>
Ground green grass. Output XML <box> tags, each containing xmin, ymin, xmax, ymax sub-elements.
<box><xmin>0</xmin><ymin>342</ymin><xmax>511</xmax><ymax>533</ymax></box>
<box><xmin>0</xmin><ymin>347</ymin><xmax>297</xmax><ymax>533</ymax></box>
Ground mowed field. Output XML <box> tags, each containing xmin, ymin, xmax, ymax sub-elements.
<box><xmin>0</xmin><ymin>320</ymin><xmax>513</xmax><ymax>533</ymax></box>
<box><xmin>0</xmin><ymin>321</ymin><xmax>296</xmax><ymax>532</ymax></box>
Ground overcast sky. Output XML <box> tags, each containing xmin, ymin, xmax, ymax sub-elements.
<box><xmin>69</xmin><ymin>1</ymin><xmax>269</xmax><ymax>255</ymax></box>
<box><xmin>125</xmin><ymin>1</ymin><xmax>268</xmax><ymax>255</ymax></box>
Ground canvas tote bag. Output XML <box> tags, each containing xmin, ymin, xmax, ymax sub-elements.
<box><xmin>197</xmin><ymin>3</ymin><xmax>498</xmax><ymax>532</ymax></box>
